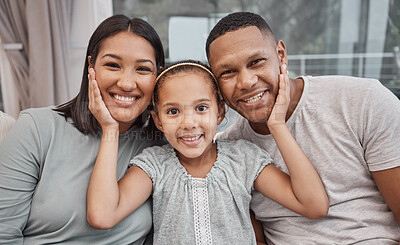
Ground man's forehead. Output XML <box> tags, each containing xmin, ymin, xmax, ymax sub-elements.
<box><xmin>208</xmin><ymin>27</ymin><xmax>273</xmax><ymax>66</ymax></box>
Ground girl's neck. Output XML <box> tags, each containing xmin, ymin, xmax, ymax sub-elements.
<box><xmin>177</xmin><ymin>142</ymin><xmax>217</xmax><ymax>178</ymax></box>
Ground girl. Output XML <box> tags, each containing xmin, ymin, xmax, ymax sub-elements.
<box><xmin>87</xmin><ymin>60</ymin><xmax>329</xmax><ymax>244</ymax></box>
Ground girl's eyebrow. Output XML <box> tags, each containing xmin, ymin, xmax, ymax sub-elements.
<box><xmin>161</xmin><ymin>98</ymin><xmax>212</xmax><ymax>109</ymax></box>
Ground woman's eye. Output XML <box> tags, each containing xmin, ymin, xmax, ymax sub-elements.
<box><xmin>197</xmin><ymin>105</ymin><xmax>208</xmax><ymax>112</ymax></box>
<box><xmin>167</xmin><ymin>108</ymin><xmax>179</xmax><ymax>115</ymax></box>
<box><xmin>138</xmin><ymin>67</ymin><xmax>151</xmax><ymax>72</ymax></box>
<box><xmin>106</xmin><ymin>63</ymin><xmax>120</xmax><ymax>69</ymax></box>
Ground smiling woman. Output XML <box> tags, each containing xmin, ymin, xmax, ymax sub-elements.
<box><xmin>88</xmin><ymin>31</ymin><xmax>157</xmax><ymax>133</ymax></box>
<box><xmin>0</xmin><ymin>15</ymin><xmax>166</xmax><ymax>244</ymax></box>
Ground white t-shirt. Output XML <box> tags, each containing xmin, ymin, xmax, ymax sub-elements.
<box><xmin>131</xmin><ymin>140</ymin><xmax>271</xmax><ymax>244</ymax></box>
<box><xmin>217</xmin><ymin>76</ymin><xmax>400</xmax><ymax>244</ymax></box>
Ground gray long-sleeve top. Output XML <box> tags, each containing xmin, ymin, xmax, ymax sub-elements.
<box><xmin>0</xmin><ymin>107</ymin><xmax>164</xmax><ymax>244</ymax></box>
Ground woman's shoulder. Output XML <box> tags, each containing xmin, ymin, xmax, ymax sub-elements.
<box><xmin>20</xmin><ymin>106</ymin><xmax>64</xmax><ymax>123</ymax></box>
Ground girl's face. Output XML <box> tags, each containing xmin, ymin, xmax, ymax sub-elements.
<box><xmin>92</xmin><ymin>31</ymin><xmax>157</xmax><ymax>133</ymax></box>
<box><xmin>152</xmin><ymin>71</ymin><xmax>224</xmax><ymax>161</ymax></box>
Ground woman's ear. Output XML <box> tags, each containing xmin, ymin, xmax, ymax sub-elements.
<box><xmin>276</xmin><ymin>40</ymin><xmax>288</xmax><ymax>66</ymax></box>
<box><xmin>217</xmin><ymin>101</ymin><xmax>226</xmax><ymax>125</ymax></box>
<box><xmin>151</xmin><ymin>110</ymin><xmax>163</xmax><ymax>132</ymax></box>
<box><xmin>87</xmin><ymin>56</ymin><xmax>93</xmax><ymax>72</ymax></box>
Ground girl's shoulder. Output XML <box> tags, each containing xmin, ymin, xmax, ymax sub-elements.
<box><xmin>217</xmin><ymin>139</ymin><xmax>265</xmax><ymax>154</ymax></box>
<box><xmin>131</xmin><ymin>143</ymin><xmax>175</xmax><ymax>165</ymax></box>
<box><xmin>215</xmin><ymin>139</ymin><xmax>273</xmax><ymax>166</ymax></box>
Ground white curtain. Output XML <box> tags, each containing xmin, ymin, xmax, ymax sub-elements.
<box><xmin>0</xmin><ymin>0</ymin><xmax>72</xmax><ymax>117</ymax></box>
<box><xmin>0</xmin><ymin>0</ymin><xmax>29</xmax><ymax>117</ymax></box>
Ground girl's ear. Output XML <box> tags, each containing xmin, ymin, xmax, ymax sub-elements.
<box><xmin>151</xmin><ymin>110</ymin><xmax>163</xmax><ymax>132</ymax></box>
<box><xmin>217</xmin><ymin>101</ymin><xmax>226</xmax><ymax>125</ymax></box>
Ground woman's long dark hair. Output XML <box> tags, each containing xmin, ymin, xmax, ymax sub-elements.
<box><xmin>54</xmin><ymin>15</ymin><xmax>165</xmax><ymax>135</ymax></box>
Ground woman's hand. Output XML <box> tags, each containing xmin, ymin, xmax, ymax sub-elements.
<box><xmin>88</xmin><ymin>68</ymin><xmax>119</xmax><ymax>131</ymax></box>
<box><xmin>267</xmin><ymin>64</ymin><xmax>290</xmax><ymax>127</ymax></box>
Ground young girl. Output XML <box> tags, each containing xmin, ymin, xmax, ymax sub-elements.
<box><xmin>87</xmin><ymin>60</ymin><xmax>329</xmax><ymax>244</ymax></box>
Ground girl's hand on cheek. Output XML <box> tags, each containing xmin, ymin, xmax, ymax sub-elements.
<box><xmin>267</xmin><ymin>64</ymin><xmax>290</xmax><ymax>128</ymax></box>
<box><xmin>88</xmin><ymin>68</ymin><xmax>119</xmax><ymax>132</ymax></box>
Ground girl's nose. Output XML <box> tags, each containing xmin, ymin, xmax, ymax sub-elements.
<box><xmin>181</xmin><ymin>109</ymin><xmax>199</xmax><ymax>129</ymax></box>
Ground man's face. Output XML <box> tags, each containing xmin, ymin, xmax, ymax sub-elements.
<box><xmin>208</xmin><ymin>26</ymin><xmax>286</xmax><ymax>124</ymax></box>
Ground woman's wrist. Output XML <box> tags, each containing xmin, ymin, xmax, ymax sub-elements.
<box><xmin>101</xmin><ymin>126</ymin><xmax>120</xmax><ymax>141</ymax></box>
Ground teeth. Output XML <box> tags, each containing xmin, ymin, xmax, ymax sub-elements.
<box><xmin>244</xmin><ymin>92</ymin><xmax>264</xmax><ymax>103</ymax></box>
<box><xmin>181</xmin><ymin>135</ymin><xmax>201</xmax><ymax>141</ymax></box>
<box><xmin>113</xmin><ymin>94</ymin><xmax>137</xmax><ymax>102</ymax></box>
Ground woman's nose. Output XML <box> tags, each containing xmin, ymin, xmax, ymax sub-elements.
<box><xmin>117</xmin><ymin>71</ymin><xmax>137</xmax><ymax>91</ymax></box>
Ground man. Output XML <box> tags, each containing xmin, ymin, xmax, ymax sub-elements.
<box><xmin>206</xmin><ymin>12</ymin><xmax>400</xmax><ymax>244</ymax></box>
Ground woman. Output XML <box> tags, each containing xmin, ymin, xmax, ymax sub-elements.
<box><xmin>0</xmin><ymin>15</ymin><xmax>165</xmax><ymax>244</ymax></box>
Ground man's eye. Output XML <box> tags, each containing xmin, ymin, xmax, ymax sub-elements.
<box><xmin>197</xmin><ymin>105</ymin><xmax>208</xmax><ymax>112</ymax></box>
<box><xmin>167</xmin><ymin>108</ymin><xmax>179</xmax><ymax>115</ymax></box>
<box><xmin>220</xmin><ymin>70</ymin><xmax>233</xmax><ymax>77</ymax></box>
<box><xmin>251</xmin><ymin>58</ymin><xmax>265</xmax><ymax>66</ymax></box>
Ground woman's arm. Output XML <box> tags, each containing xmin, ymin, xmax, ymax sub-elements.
<box><xmin>86</xmin><ymin>69</ymin><xmax>153</xmax><ymax>229</ymax></box>
<box><xmin>254</xmin><ymin>65</ymin><xmax>329</xmax><ymax>219</ymax></box>
<box><xmin>0</xmin><ymin>112</ymin><xmax>41</xmax><ymax>244</ymax></box>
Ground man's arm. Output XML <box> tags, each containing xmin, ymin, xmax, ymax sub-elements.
<box><xmin>371</xmin><ymin>166</ymin><xmax>400</xmax><ymax>226</ymax></box>
<box><xmin>251</xmin><ymin>210</ymin><xmax>267</xmax><ymax>245</ymax></box>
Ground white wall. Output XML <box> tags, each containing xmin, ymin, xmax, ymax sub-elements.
<box><xmin>69</xmin><ymin>0</ymin><xmax>113</xmax><ymax>97</ymax></box>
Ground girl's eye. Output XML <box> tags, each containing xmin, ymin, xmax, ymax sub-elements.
<box><xmin>167</xmin><ymin>108</ymin><xmax>179</xmax><ymax>115</ymax></box>
<box><xmin>106</xmin><ymin>63</ymin><xmax>120</xmax><ymax>69</ymax></box>
<box><xmin>197</xmin><ymin>105</ymin><xmax>208</xmax><ymax>112</ymax></box>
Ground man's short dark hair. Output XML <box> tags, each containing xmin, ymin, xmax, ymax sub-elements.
<box><xmin>206</xmin><ymin>12</ymin><xmax>273</xmax><ymax>59</ymax></box>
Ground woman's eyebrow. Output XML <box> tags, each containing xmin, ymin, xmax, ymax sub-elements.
<box><xmin>137</xmin><ymin>59</ymin><xmax>155</xmax><ymax>66</ymax></box>
<box><xmin>101</xmin><ymin>53</ymin><xmax>122</xmax><ymax>60</ymax></box>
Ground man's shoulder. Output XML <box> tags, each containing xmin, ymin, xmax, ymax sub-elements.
<box><xmin>305</xmin><ymin>75</ymin><xmax>381</xmax><ymax>89</ymax></box>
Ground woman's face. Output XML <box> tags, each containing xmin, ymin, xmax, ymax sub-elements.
<box><xmin>92</xmin><ymin>31</ymin><xmax>157</xmax><ymax>133</ymax></box>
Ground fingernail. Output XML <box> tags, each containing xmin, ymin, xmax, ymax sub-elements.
<box><xmin>282</xmin><ymin>64</ymin><xmax>287</xmax><ymax>70</ymax></box>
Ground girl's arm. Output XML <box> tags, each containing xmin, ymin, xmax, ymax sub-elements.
<box><xmin>86</xmin><ymin>69</ymin><xmax>153</xmax><ymax>229</ymax></box>
<box><xmin>254</xmin><ymin>65</ymin><xmax>329</xmax><ymax>219</ymax></box>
